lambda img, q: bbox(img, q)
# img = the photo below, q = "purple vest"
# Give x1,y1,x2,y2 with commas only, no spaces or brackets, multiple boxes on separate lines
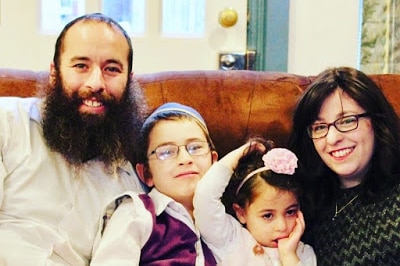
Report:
139,194,216,266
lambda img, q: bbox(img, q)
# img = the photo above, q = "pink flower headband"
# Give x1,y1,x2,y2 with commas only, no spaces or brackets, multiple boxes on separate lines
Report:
235,148,298,195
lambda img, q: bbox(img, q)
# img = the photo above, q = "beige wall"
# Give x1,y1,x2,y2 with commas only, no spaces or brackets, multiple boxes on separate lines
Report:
288,0,361,75
0,0,361,75
0,0,56,71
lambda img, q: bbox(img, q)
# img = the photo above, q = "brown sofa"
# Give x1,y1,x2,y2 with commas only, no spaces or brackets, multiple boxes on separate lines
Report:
1,68,400,157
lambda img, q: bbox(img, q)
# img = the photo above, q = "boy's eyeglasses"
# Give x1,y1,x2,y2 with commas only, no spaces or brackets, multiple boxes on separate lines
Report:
307,113,369,139
148,141,210,160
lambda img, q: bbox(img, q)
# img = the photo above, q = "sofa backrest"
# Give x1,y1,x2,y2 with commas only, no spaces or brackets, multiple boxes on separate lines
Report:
1,68,400,156
136,70,312,156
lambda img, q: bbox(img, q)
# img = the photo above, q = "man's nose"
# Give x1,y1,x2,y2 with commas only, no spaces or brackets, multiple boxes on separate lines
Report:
85,67,105,92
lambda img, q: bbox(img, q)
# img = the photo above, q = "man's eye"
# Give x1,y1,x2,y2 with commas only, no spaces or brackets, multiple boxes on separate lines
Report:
73,63,87,69
105,66,122,73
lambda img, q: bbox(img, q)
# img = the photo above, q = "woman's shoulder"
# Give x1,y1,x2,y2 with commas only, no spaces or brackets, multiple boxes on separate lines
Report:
386,181,400,203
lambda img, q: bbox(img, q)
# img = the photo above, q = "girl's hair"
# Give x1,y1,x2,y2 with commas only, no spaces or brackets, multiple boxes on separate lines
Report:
135,103,216,164
222,137,303,218
288,67,400,220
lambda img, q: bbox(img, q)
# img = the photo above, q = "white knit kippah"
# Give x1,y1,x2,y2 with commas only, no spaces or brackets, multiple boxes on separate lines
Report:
143,102,208,132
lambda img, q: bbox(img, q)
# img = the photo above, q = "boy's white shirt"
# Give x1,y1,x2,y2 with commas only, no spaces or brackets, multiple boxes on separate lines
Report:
91,188,206,266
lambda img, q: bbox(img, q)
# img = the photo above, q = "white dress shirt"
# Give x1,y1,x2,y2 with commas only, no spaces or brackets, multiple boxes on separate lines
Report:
0,97,144,265
91,188,207,265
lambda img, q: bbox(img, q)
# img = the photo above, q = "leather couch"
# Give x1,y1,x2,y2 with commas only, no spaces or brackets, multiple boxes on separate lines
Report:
1,68,400,157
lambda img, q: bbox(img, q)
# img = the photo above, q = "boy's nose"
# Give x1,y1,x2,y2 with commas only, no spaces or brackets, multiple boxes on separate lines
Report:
176,146,194,164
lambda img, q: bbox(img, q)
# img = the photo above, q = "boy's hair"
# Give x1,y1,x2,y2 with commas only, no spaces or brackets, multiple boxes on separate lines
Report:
222,137,303,218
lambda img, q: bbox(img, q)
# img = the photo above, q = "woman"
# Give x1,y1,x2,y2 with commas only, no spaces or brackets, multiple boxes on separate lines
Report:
288,66,400,265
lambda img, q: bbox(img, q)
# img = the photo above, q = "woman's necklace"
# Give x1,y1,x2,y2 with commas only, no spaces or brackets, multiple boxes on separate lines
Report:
332,194,359,221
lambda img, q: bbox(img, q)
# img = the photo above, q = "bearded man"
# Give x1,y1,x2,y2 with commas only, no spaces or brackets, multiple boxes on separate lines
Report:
0,13,147,265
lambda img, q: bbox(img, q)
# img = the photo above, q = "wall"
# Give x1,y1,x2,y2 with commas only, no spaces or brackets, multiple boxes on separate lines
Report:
0,0,361,75
288,0,362,75
0,0,56,71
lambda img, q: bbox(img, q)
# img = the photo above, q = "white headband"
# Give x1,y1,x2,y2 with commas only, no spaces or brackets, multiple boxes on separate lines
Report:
235,148,298,196
235,166,269,195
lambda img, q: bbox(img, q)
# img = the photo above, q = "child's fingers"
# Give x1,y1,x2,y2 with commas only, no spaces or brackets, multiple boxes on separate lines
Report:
220,143,254,168
247,140,266,153
297,210,305,230
220,140,266,170
292,214,305,240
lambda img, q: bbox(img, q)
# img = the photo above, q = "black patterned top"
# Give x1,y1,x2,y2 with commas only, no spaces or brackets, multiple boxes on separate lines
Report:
304,183,400,265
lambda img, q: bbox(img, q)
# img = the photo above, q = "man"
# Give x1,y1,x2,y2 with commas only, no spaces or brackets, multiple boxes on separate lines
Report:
0,13,147,265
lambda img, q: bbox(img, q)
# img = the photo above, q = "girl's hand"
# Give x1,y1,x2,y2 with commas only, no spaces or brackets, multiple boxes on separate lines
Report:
219,141,265,171
277,211,305,266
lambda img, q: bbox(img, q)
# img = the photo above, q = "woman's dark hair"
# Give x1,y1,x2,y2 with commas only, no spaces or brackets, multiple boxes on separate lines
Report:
222,137,303,219
288,67,400,221
53,13,133,73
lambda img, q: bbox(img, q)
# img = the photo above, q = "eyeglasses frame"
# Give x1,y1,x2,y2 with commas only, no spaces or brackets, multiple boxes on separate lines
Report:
147,141,211,160
307,113,370,139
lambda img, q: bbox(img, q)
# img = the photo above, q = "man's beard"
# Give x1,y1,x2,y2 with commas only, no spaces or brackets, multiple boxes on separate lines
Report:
42,74,146,167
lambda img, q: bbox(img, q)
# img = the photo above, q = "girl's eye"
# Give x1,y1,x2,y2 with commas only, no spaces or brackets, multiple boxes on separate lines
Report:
262,213,273,219
286,208,298,216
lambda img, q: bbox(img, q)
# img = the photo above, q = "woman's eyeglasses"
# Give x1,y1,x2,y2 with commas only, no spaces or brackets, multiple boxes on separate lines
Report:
307,113,369,139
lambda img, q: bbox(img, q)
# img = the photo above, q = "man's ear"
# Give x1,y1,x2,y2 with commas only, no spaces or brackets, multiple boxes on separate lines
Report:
49,63,57,87
136,163,154,187
232,203,247,225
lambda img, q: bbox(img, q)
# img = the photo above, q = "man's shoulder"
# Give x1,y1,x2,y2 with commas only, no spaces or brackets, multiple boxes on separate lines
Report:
0,96,42,110
0,97,42,120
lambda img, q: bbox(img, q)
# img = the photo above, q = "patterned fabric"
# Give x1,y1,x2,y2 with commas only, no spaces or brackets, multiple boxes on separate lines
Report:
305,183,400,265
139,194,217,266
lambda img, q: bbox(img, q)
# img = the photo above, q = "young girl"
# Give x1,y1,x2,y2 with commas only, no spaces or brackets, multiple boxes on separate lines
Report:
194,139,316,265
91,102,218,265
